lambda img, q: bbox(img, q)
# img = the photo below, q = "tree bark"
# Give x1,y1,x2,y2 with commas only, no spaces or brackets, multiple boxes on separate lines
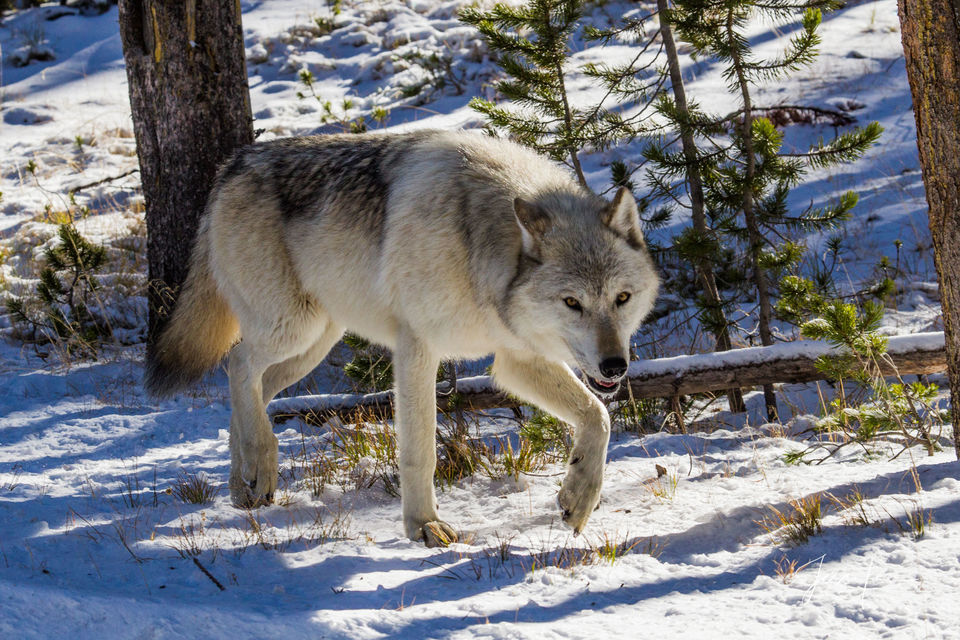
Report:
898,0,960,458
657,0,746,413
118,0,253,342
270,333,947,424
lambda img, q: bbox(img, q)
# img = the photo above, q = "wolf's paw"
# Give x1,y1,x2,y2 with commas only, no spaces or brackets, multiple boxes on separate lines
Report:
230,479,273,508
420,521,458,548
558,455,604,535
236,433,278,507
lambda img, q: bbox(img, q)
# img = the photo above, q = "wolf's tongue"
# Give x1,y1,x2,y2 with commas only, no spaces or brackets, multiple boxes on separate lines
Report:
595,378,616,388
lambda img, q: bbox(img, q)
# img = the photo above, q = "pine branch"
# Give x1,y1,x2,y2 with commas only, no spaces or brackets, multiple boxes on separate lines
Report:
784,121,883,168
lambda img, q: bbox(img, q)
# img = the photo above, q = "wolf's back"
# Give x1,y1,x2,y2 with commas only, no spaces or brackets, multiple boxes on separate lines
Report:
144,215,239,398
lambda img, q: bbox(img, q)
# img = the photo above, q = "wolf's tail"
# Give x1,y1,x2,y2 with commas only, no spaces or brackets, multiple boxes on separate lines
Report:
144,217,239,398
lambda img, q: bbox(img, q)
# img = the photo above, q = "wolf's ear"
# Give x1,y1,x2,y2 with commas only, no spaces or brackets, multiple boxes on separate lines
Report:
603,187,645,249
514,197,551,257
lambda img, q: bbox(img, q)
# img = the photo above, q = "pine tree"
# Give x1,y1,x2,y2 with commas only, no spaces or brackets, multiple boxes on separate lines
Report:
7,223,110,354
341,333,451,396
654,0,745,412
342,333,394,392
461,0,662,188
651,0,881,421
795,300,946,458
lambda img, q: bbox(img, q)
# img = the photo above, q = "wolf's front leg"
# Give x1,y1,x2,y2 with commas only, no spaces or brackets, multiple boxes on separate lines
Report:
493,349,610,534
394,328,457,547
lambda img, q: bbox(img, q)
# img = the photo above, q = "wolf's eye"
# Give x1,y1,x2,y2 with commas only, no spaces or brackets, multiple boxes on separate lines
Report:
616,291,631,306
563,297,582,311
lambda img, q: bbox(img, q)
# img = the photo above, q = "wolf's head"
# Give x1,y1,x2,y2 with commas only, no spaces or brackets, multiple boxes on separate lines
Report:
505,187,659,397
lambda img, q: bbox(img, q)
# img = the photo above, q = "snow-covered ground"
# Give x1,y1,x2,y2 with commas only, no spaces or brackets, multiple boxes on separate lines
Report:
1,1,957,638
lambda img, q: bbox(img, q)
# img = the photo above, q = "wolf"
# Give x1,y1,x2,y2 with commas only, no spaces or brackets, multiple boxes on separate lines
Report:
146,130,659,546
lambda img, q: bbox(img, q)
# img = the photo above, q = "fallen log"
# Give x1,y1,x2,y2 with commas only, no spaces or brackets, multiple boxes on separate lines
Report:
267,331,947,424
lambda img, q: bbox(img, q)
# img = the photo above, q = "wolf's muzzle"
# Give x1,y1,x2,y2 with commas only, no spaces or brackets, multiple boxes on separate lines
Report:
583,373,623,398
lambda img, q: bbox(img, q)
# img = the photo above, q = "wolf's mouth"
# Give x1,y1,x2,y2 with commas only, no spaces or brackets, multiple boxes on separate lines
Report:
584,374,622,397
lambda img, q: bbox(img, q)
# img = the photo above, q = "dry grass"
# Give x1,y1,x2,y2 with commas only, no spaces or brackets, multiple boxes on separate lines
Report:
115,460,162,509
883,499,934,541
771,554,821,584
435,422,490,486
284,437,337,498
171,513,208,559
327,418,399,494
757,494,824,546
904,504,933,540
171,472,220,505
285,408,561,500
425,528,663,582
485,433,550,482
646,469,679,503
527,530,661,572
235,503,352,554
168,501,352,561
592,531,647,564
1,464,23,492
826,488,876,528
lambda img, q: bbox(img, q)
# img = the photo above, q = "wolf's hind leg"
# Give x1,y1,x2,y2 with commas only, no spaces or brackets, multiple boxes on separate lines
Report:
227,340,291,507
492,350,610,535
394,327,457,547
261,322,343,404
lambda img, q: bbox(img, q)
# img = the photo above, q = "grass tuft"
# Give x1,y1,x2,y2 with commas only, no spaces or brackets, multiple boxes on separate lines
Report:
758,494,824,546
771,554,820,584
172,472,220,505
826,488,875,527
904,505,933,540
593,531,644,564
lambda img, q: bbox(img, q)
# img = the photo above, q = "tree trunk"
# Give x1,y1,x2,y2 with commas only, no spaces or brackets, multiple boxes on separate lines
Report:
657,0,746,413
118,0,253,342
898,0,960,458
727,7,778,423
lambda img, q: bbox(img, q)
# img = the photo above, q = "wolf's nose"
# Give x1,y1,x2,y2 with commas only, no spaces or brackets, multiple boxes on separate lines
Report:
599,357,627,379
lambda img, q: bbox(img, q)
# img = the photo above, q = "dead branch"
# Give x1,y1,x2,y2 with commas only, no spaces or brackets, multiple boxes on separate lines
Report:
192,557,225,591
68,168,139,194
268,332,946,425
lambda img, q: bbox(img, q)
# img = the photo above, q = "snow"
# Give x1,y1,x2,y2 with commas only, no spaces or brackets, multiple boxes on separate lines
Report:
1,1,958,638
